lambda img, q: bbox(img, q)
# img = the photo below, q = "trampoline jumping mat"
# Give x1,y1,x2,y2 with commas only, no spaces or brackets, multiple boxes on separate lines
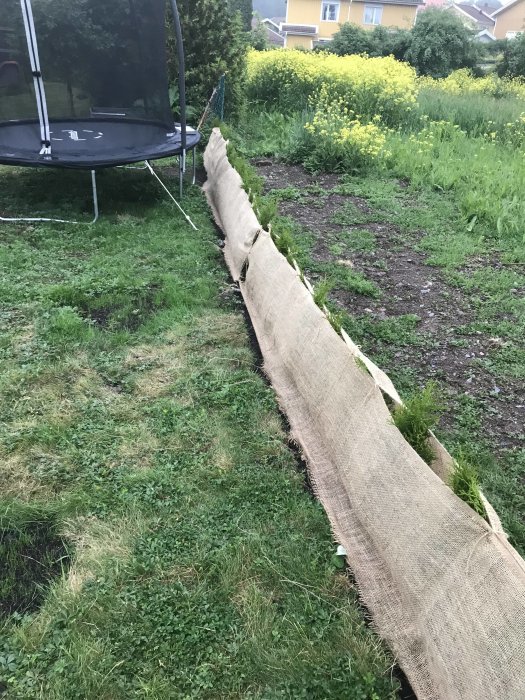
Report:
0,119,200,169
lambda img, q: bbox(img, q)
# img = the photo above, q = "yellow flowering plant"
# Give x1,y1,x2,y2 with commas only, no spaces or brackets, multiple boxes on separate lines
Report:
299,86,389,172
247,49,417,127
418,68,525,101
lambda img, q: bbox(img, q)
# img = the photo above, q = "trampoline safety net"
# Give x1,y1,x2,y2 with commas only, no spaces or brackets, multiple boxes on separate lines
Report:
0,0,196,168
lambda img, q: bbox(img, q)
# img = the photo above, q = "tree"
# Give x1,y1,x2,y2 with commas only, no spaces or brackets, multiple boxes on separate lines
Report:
497,35,525,78
171,0,247,119
250,18,270,51
369,26,412,61
330,23,412,61
330,23,374,56
229,0,253,32
405,8,479,78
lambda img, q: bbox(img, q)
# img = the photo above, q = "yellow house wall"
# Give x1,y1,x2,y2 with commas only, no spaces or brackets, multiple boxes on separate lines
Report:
285,33,314,48
286,0,418,38
348,2,418,29
493,1,525,39
287,0,351,37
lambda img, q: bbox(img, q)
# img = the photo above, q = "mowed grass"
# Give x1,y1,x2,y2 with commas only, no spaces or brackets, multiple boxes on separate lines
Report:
0,166,398,699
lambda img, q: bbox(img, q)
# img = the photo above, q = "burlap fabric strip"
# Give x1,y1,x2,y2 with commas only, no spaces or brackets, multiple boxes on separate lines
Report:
204,130,525,700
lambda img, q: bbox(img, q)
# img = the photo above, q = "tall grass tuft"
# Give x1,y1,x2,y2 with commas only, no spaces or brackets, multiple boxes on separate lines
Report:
392,383,442,465
450,453,489,521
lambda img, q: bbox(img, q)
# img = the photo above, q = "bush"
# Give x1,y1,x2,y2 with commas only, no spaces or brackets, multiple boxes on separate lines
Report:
405,8,479,78
419,68,525,100
498,33,525,78
297,86,390,172
331,23,411,62
250,19,270,51
330,23,374,56
169,0,247,120
247,49,417,125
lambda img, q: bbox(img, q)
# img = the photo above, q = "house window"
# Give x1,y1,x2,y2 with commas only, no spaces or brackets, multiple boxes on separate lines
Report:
363,5,383,25
506,31,522,39
321,2,340,22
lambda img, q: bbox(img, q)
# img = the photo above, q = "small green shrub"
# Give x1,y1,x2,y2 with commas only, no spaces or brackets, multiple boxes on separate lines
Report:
450,453,489,521
392,383,441,464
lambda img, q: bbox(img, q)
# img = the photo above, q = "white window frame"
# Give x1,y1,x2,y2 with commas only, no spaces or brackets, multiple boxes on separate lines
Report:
321,1,340,22
506,31,522,39
363,5,383,25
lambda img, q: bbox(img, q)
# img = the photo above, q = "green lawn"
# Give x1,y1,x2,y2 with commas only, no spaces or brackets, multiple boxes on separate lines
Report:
0,166,397,699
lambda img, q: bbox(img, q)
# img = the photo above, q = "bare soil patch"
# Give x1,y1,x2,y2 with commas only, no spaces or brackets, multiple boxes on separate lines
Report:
257,162,524,453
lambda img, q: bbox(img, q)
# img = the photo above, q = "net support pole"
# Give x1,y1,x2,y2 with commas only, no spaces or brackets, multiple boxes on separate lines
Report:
169,0,187,198
19,0,51,156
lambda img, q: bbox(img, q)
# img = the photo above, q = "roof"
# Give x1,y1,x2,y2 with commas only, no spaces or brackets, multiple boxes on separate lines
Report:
475,27,497,37
491,0,523,15
280,23,318,35
352,0,424,5
266,26,285,45
455,3,495,25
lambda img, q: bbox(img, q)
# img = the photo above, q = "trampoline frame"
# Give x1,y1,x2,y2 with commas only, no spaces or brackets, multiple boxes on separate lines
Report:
0,0,197,227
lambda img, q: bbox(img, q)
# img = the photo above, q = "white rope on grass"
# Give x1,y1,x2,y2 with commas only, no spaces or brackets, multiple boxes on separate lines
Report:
145,161,198,231
0,215,79,224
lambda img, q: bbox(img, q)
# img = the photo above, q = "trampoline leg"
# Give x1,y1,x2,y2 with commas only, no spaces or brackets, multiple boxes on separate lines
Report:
0,170,100,225
192,148,196,186
179,154,184,200
91,170,99,224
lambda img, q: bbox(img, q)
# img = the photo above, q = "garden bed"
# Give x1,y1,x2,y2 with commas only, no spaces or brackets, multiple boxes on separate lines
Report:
256,159,525,553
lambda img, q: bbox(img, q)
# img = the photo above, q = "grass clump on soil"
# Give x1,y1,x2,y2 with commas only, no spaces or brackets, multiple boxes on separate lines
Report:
392,383,441,465
313,278,332,309
449,453,489,522
0,165,398,698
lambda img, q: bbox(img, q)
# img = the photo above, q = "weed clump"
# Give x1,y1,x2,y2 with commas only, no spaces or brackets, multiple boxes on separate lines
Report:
313,278,333,310
224,139,263,201
392,383,441,464
257,196,278,230
270,218,300,267
450,453,488,522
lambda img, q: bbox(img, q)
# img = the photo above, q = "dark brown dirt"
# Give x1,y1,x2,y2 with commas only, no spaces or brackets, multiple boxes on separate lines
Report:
257,162,524,453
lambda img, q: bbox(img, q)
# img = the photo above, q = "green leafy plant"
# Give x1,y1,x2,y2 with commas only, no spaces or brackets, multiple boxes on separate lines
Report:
271,218,300,265
392,383,442,464
225,139,264,199
168,0,247,120
257,195,278,230
405,8,479,78
313,278,333,309
450,453,489,521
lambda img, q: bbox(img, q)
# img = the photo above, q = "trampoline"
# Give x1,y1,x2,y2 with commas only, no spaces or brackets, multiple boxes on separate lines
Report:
0,0,200,224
